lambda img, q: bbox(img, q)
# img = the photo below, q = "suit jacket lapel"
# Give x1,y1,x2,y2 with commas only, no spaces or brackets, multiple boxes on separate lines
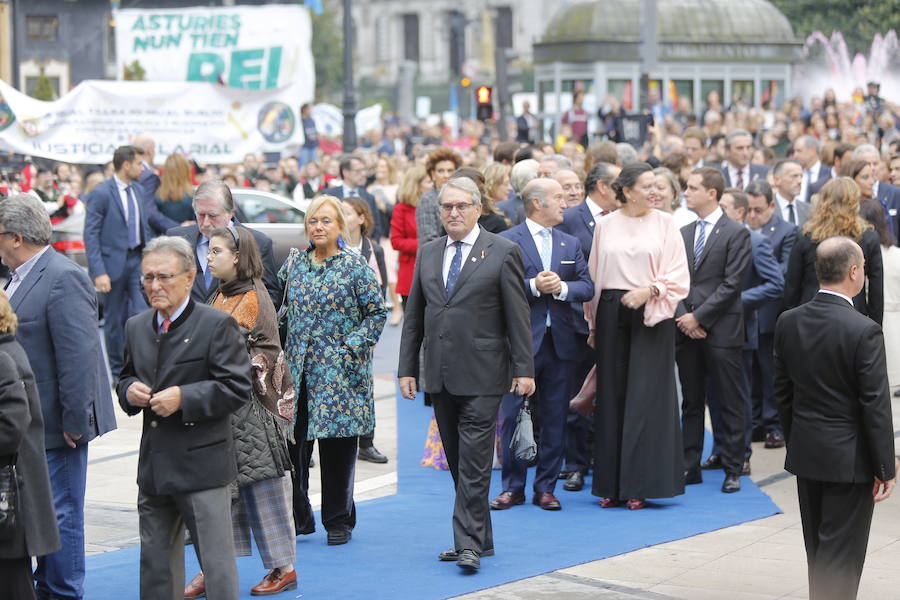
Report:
516,226,543,273
431,236,449,300
550,228,565,272
682,225,696,277
579,202,596,232
9,248,54,312
448,229,491,299
108,179,127,225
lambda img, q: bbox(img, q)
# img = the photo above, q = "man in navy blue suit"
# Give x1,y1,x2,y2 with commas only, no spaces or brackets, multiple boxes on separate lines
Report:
702,190,783,475
321,155,384,240
0,194,117,600
84,145,180,381
745,180,797,447
854,144,900,245
555,161,619,491
492,179,593,511
133,134,161,206
720,129,769,190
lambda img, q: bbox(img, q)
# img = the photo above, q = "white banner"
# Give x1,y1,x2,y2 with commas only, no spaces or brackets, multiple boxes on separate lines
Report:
114,5,314,95
310,103,383,137
0,79,310,164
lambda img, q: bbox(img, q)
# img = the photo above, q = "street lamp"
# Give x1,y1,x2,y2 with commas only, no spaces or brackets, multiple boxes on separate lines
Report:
342,0,357,151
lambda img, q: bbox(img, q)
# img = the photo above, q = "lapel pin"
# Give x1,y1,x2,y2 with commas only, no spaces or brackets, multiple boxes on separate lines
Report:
589,221,594,227
560,241,566,246
470,257,476,262
480,250,485,259
184,339,190,343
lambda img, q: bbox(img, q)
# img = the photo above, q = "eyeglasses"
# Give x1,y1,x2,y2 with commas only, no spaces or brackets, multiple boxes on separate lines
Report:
141,270,188,285
308,217,335,227
0,231,16,237
439,202,475,214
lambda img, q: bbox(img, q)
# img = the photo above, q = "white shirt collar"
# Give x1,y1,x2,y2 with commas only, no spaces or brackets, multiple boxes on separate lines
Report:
584,197,605,218
873,180,880,198
776,192,796,206
525,218,550,236
818,289,854,307
157,296,191,330
9,245,50,283
698,206,723,227
446,224,481,248
113,174,129,191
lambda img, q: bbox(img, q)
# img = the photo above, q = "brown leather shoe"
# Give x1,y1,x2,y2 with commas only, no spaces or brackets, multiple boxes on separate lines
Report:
184,572,205,599
490,490,525,510
533,492,562,511
250,568,298,596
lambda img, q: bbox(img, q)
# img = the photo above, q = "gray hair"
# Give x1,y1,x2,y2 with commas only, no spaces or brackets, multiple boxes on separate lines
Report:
540,154,572,169
796,134,821,153
521,179,551,215
143,236,196,273
852,144,879,159
615,143,638,166
725,128,752,147
439,177,482,206
0,194,52,246
510,159,539,194
193,180,235,212
584,162,618,194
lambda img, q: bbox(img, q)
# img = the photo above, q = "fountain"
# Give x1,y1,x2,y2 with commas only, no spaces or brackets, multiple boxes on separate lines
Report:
796,30,899,103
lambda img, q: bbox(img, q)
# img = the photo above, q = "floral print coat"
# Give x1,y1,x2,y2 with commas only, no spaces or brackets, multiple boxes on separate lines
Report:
278,247,386,440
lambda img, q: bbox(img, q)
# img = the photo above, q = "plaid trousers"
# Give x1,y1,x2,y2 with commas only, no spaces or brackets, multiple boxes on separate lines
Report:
232,472,296,569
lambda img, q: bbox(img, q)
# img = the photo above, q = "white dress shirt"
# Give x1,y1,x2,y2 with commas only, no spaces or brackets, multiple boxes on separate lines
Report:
693,206,723,248
114,174,141,245
342,184,360,198
776,193,801,224
5,245,50,299
442,225,481,286
799,161,823,202
524,218,568,301
726,163,750,189
818,289,854,307
584,197,605,220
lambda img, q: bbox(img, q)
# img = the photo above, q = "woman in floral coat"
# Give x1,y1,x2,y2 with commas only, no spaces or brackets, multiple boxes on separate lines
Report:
279,195,386,546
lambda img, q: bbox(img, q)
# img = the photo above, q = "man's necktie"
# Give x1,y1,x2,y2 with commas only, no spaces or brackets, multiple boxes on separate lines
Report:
735,170,744,190
198,239,213,291
539,228,552,326
788,203,796,225
445,241,463,295
126,184,140,248
3,272,15,291
693,220,708,267
805,169,813,201
160,318,171,334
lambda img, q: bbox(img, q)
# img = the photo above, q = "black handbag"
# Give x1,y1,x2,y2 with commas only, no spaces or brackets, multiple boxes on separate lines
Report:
509,395,537,462
0,454,18,540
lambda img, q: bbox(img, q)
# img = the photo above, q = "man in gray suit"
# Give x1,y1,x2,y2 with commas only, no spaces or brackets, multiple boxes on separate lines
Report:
117,236,251,599
0,194,117,600
399,177,535,572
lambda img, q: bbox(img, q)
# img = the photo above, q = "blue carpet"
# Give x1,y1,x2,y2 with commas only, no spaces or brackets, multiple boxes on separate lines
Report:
85,388,781,599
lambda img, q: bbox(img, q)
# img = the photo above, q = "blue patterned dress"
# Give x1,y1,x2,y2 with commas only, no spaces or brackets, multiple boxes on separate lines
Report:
278,247,387,440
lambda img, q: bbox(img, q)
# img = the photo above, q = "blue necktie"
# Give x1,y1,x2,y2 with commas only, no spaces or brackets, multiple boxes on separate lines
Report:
539,228,552,326
445,241,463,295
126,184,140,248
693,220,708,267
198,239,213,291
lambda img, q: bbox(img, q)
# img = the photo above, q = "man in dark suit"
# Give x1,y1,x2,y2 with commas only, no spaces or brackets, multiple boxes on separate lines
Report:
746,180,797,447
398,177,535,572
515,100,538,144
719,129,769,190
84,145,180,380
166,180,281,308
133,134,161,206
555,161,620,491
676,167,752,493
704,190,783,474
775,236,896,599
322,155,384,240
772,159,811,228
854,144,900,244
494,179,593,511
793,135,831,203
117,236,251,599
0,194,117,600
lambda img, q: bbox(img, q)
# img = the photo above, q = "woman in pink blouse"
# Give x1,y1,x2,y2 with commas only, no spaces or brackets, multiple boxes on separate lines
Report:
584,162,691,510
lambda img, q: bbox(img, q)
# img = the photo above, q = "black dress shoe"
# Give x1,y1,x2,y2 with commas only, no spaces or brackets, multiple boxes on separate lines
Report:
721,473,741,493
563,471,584,491
700,454,722,470
557,470,571,480
751,427,767,443
456,549,480,571
326,530,351,545
358,445,389,463
741,460,751,476
438,548,494,561
684,469,703,485
764,431,785,449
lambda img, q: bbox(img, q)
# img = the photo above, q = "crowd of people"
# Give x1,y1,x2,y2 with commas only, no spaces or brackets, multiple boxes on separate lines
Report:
0,84,898,599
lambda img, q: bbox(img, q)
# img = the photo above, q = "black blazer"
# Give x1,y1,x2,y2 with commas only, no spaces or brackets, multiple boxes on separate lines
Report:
0,336,60,559
398,227,534,396
782,230,883,325
677,215,753,347
322,185,386,240
166,223,282,309
774,293,896,483
116,301,251,496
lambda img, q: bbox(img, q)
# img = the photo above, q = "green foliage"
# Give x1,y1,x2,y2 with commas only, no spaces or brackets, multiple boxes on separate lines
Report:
31,74,55,101
123,60,146,81
311,0,344,103
770,0,900,56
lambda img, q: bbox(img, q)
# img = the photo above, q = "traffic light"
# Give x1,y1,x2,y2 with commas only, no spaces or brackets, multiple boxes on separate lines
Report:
475,86,493,121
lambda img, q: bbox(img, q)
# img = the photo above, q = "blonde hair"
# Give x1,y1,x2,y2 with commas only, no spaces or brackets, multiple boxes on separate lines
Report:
305,195,347,239
396,165,428,207
0,291,18,334
803,177,870,243
158,154,194,202
483,163,512,202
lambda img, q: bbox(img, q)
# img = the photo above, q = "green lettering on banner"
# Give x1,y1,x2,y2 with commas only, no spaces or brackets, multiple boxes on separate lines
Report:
187,53,226,82
265,46,282,89
228,48,264,90
134,33,182,52
132,16,146,31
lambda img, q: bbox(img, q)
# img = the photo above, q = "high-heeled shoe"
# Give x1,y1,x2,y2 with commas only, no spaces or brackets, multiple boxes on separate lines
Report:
626,498,646,510
388,310,403,326
599,497,621,508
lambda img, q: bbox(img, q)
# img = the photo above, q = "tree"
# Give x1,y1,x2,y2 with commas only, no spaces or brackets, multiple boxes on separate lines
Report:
311,0,343,102
770,0,900,56
123,60,146,81
30,73,55,101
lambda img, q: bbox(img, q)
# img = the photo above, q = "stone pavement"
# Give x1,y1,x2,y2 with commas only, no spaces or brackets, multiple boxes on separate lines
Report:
85,323,900,599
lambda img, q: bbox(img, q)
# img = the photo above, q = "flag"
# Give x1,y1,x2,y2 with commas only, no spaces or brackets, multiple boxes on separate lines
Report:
667,80,679,110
